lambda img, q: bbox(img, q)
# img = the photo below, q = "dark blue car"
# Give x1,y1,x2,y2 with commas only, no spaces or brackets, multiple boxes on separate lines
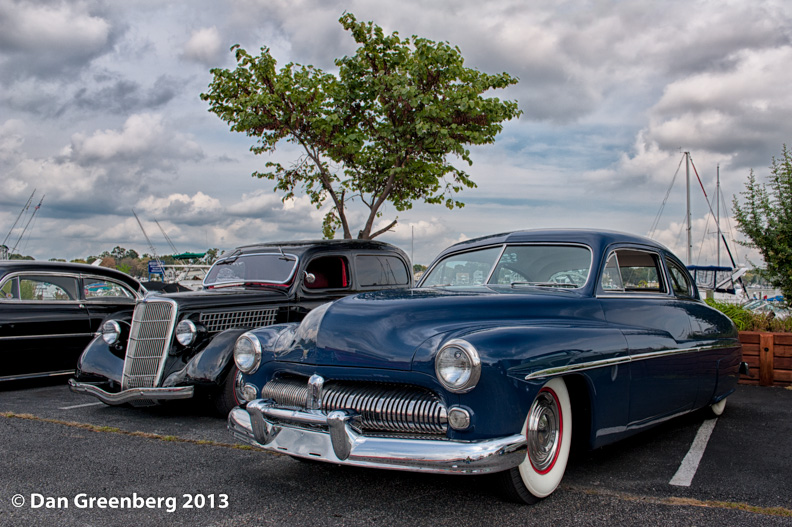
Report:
228,230,744,504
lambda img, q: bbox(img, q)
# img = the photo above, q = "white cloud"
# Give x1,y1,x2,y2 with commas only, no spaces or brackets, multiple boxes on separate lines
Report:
0,118,24,161
69,113,202,166
136,192,223,222
0,0,113,80
182,27,224,65
0,0,110,52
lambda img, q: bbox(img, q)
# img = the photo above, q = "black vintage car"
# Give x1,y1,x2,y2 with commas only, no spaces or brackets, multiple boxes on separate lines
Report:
0,261,145,383
69,240,412,414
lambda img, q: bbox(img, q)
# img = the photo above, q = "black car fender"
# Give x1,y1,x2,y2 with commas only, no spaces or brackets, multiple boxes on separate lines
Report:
163,328,248,387
75,335,125,384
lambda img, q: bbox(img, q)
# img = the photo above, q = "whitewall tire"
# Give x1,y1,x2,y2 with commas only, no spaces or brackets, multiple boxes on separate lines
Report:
709,397,727,417
499,377,572,504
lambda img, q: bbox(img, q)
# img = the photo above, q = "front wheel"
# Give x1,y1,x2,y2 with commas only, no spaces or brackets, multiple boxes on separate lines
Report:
213,366,243,416
498,377,572,504
708,397,727,417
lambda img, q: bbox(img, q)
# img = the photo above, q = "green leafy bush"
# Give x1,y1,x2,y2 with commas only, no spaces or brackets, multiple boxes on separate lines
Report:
705,299,792,332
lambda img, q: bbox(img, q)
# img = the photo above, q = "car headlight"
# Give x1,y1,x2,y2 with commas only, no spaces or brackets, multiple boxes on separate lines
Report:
175,319,198,347
101,320,122,345
435,339,481,393
235,333,262,374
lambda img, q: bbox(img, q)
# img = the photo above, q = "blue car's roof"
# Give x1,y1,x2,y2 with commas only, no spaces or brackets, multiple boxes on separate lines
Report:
434,229,668,258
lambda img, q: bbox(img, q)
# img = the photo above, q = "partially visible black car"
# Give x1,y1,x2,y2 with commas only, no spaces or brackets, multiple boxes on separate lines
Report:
0,261,144,383
69,239,412,414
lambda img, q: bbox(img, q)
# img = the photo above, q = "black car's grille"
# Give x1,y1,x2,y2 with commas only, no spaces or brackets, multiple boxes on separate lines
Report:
121,300,176,389
261,377,448,436
199,308,278,333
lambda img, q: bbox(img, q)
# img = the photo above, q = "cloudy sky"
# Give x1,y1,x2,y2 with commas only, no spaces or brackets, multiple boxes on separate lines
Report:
2,0,790,267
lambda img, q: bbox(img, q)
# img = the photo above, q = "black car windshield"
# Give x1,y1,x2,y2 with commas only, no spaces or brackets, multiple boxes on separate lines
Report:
204,253,299,287
420,244,592,288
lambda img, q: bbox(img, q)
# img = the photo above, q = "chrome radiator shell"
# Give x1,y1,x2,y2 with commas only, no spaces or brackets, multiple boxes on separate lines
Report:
121,298,177,390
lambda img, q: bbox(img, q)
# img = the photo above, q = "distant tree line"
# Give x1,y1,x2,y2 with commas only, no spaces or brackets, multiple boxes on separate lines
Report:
6,246,222,278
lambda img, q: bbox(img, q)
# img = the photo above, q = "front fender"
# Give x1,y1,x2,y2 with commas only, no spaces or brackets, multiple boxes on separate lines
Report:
163,328,249,387
412,324,630,444
75,335,124,384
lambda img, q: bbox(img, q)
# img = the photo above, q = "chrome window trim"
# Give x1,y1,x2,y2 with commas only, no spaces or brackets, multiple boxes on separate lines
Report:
353,252,412,288
595,247,671,298
489,242,594,289
0,271,81,303
596,293,673,300
417,243,506,288
203,252,300,287
81,274,142,300
0,270,140,302
418,242,594,289
0,299,85,305
665,258,696,299
524,344,722,380
483,245,509,284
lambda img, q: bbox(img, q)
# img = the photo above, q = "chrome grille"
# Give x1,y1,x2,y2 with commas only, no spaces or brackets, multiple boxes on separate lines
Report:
262,378,448,436
121,299,177,390
199,308,278,333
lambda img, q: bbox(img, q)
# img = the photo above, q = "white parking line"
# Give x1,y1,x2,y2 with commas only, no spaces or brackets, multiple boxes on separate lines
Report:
58,402,105,410
669,418,717,487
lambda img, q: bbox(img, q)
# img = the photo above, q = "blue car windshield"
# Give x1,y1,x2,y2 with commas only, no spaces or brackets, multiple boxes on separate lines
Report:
420,244,592,288
204,253,298,287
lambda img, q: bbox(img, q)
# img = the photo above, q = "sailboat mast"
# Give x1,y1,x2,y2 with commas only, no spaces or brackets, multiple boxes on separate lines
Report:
716,165,721,267
685,152,692,265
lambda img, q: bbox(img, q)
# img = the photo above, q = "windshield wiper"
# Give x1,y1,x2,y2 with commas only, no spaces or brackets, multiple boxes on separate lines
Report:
244,282,290,293
510,281,577,289
277,247,295,261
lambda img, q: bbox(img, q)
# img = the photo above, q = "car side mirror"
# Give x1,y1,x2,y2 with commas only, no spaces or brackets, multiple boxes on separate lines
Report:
304,272,316,284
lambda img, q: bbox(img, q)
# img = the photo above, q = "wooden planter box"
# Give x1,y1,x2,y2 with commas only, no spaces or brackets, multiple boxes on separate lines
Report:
739,331,792,387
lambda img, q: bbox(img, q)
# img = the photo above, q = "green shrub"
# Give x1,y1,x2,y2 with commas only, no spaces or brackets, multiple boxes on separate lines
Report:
705,299,792,332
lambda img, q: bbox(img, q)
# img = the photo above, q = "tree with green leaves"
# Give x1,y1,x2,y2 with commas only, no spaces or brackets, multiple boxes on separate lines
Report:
201,13,521,239
732,144,792,304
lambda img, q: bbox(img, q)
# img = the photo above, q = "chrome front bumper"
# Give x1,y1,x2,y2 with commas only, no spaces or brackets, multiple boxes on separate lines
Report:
228,399,527,475
68,379,195,405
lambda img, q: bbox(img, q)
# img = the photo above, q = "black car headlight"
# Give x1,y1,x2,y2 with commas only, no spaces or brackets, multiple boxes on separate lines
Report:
235,332,262,374
101,320,122,345
175,319,198,347
435,339,481,393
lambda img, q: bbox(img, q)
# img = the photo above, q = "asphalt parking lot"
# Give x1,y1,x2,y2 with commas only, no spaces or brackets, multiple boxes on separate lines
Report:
1,381,791,527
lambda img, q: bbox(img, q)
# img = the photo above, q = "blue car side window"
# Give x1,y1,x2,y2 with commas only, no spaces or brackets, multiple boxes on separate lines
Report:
601,254,624,291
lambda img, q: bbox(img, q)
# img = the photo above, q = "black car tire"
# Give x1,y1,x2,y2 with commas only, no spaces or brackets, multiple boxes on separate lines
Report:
213,366,241,416
498,377,572,504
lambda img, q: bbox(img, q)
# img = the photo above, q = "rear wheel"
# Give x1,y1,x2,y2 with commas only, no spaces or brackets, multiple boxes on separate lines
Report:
499,377,572,504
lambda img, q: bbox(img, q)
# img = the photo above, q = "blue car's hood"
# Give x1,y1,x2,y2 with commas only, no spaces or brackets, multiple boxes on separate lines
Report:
275,286,596,370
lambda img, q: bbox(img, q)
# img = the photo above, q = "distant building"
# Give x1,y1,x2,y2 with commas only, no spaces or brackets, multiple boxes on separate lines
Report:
0,245,8,260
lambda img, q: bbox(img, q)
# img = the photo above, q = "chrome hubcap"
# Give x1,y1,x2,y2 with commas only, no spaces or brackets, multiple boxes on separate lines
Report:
526,389,561,473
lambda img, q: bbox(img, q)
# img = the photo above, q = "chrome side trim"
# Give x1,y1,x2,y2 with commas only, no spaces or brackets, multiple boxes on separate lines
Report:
68,379,194,405
1,370,74,382
0,333,94,340
229,404,526,475
524,344,723,380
